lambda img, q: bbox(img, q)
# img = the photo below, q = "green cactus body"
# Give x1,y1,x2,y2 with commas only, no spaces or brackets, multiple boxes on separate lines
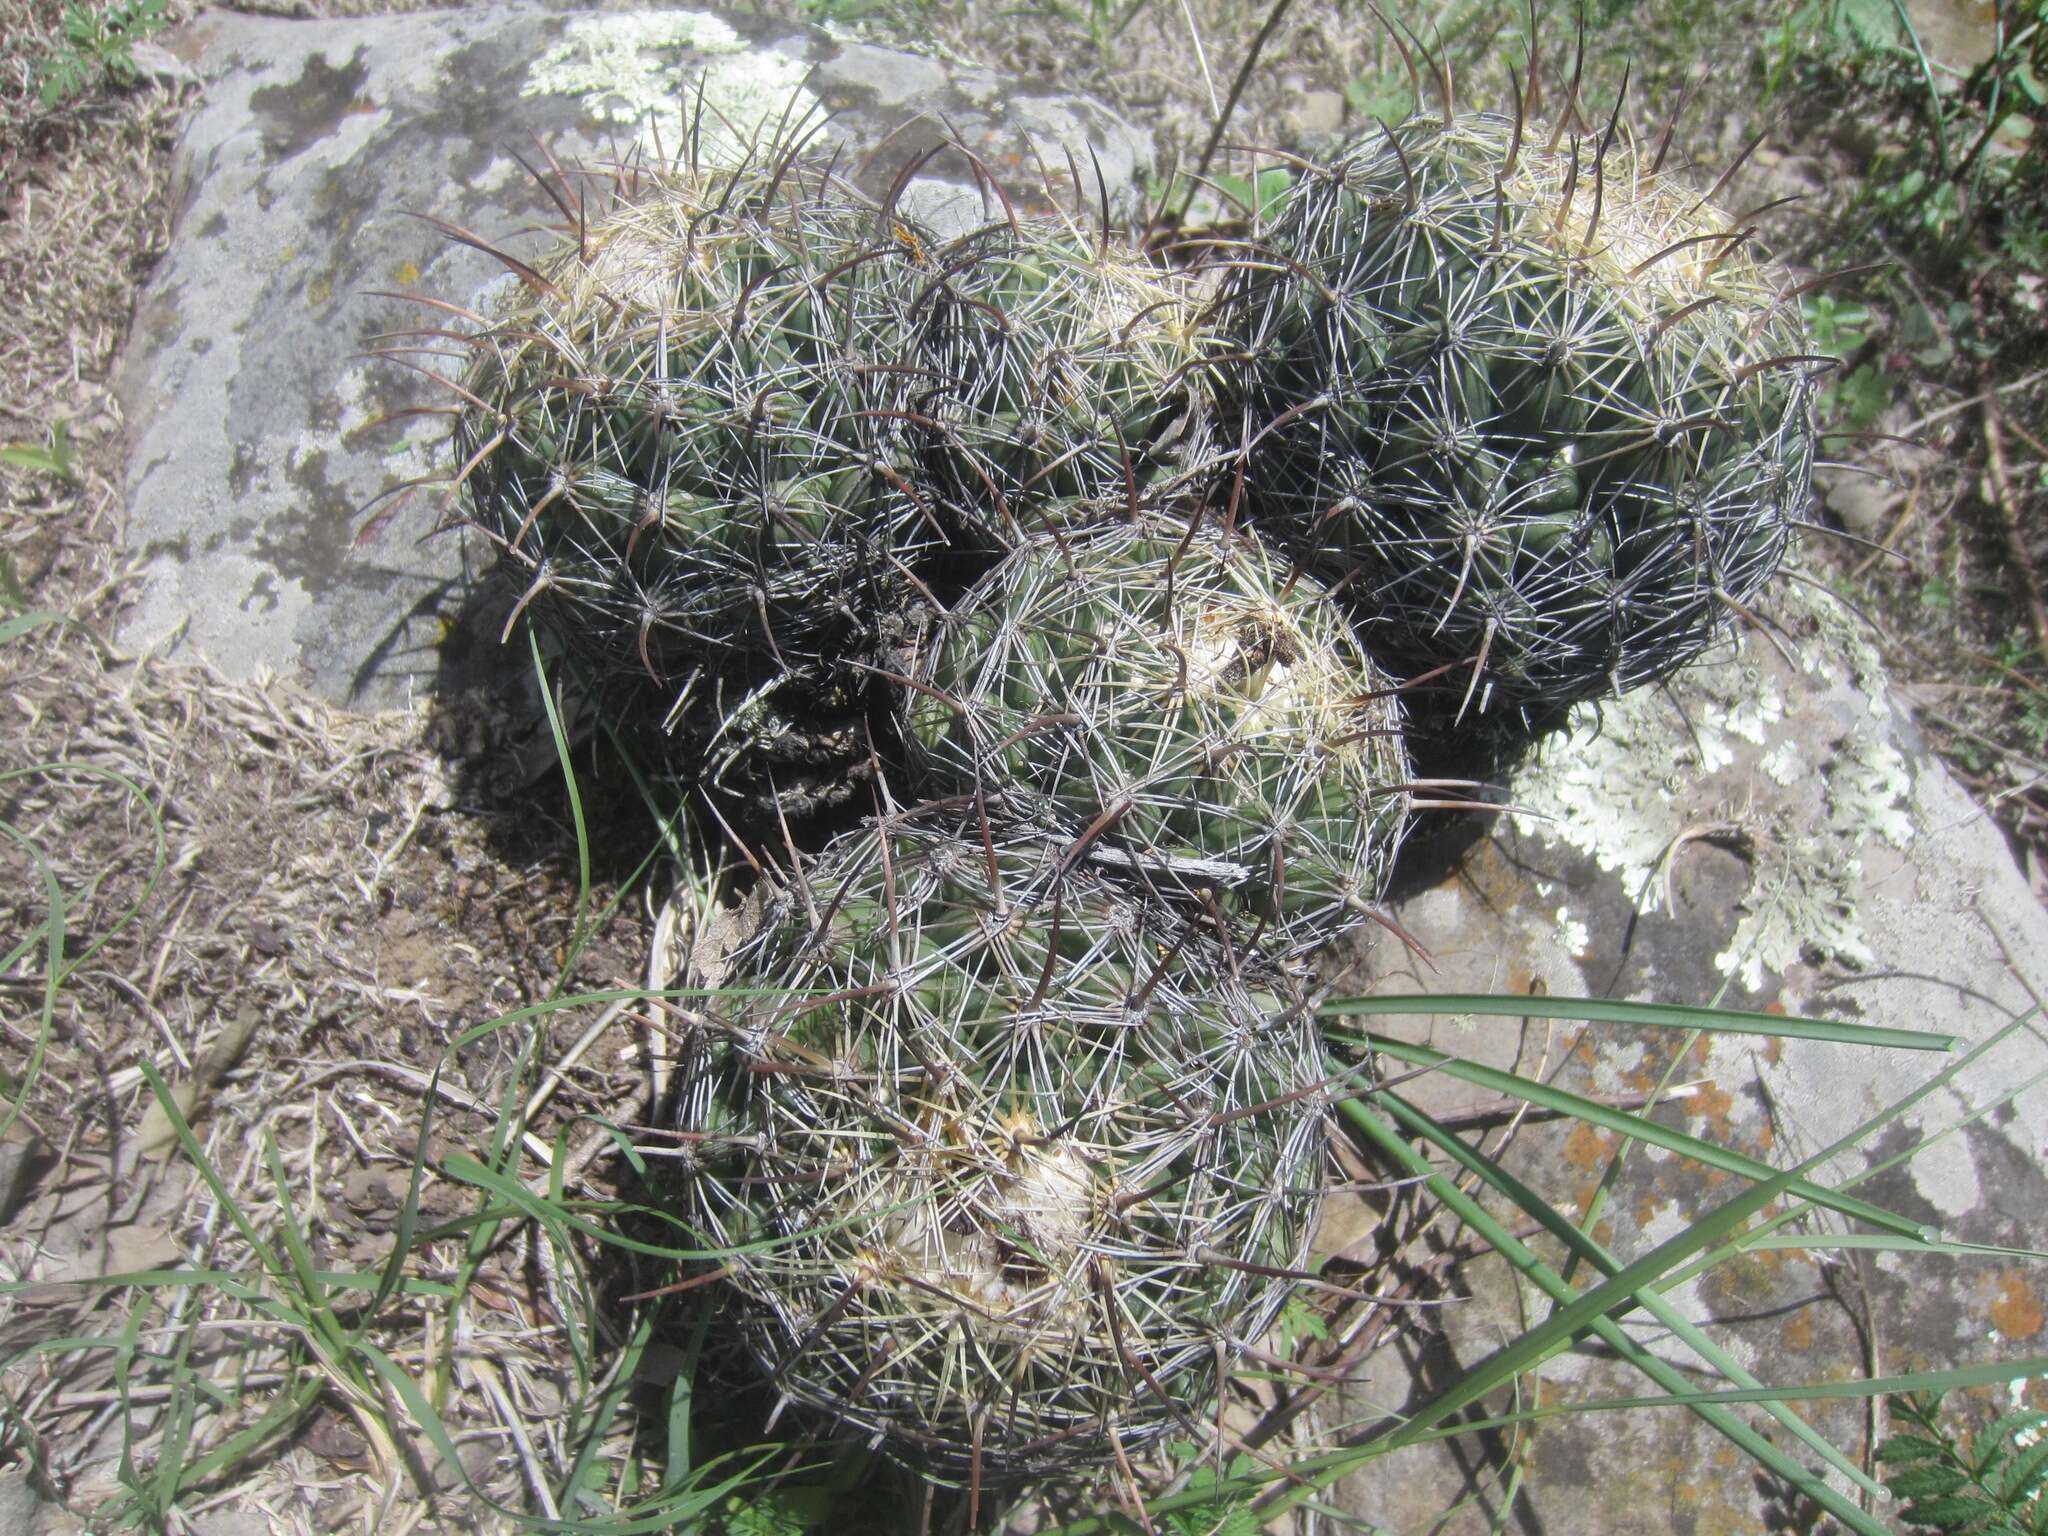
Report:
909,520,1409,955
903,222,1208,549
1223,112,1816,719
454,163,929,693
679,812,1326,1479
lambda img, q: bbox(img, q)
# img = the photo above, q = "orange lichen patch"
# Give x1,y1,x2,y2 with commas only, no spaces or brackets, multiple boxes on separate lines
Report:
1990,1270,2046,1341
1782,1307,1815,1352
1685,1079,1737,1141
1591,1217,1613,1247
1572,1179,1602,1221
1563,1121,1618,1172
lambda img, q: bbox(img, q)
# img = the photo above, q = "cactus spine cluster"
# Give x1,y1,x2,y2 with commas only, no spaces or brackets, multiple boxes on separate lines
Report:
426,61,1814,1489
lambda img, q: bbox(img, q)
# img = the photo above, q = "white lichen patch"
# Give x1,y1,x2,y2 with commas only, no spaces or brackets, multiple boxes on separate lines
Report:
523,13,818,167
1511,587,1918,991
1555,906,1591,957
1759,739,1804,787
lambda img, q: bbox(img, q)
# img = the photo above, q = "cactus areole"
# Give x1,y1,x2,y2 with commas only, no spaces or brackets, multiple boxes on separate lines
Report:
1222,111,1819,720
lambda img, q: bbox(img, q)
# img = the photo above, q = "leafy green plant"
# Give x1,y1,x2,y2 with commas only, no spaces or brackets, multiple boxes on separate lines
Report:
1877,1388,2048,1533
36,0,169,109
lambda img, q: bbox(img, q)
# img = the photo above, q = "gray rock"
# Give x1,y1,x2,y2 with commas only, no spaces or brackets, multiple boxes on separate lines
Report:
1288,87,1345,141
1817,463,1904,541
1327,588,2048,1533
115,7,1153,708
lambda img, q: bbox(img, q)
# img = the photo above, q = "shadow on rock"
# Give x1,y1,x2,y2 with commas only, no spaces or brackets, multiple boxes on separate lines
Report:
1381,702,1565,908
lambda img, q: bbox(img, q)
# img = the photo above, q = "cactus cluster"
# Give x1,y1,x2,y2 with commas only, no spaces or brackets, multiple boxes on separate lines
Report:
426,76,1815,1490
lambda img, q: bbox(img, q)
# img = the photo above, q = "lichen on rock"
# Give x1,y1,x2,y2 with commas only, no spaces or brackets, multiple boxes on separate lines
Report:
1511,586,1917,991
522,12,818,166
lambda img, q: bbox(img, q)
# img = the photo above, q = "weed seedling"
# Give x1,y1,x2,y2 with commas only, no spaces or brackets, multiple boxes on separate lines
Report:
36,0,170,109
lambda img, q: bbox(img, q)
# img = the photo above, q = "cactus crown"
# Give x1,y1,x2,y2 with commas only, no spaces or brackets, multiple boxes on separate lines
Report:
900,221,1209,550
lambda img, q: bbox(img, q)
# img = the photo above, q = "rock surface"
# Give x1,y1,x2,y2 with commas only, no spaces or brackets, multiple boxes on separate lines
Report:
1330,589,2048,1533
114,6,1153,707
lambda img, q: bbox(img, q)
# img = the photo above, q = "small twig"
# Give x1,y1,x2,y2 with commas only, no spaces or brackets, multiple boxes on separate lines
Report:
1981,389,2048,660
1898,366,2048,438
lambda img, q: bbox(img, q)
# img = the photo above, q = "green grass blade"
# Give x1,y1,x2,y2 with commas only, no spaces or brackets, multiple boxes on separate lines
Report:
1742,1233,2048,1261
1336,1355,2048,1448
1654,1009,2046,1294
558,1308,657,1513
135,1063,289,1292
530,629,591,988
1350,1031,1928,1239
1366,1085,1886,1502
1321,993,1955,1052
